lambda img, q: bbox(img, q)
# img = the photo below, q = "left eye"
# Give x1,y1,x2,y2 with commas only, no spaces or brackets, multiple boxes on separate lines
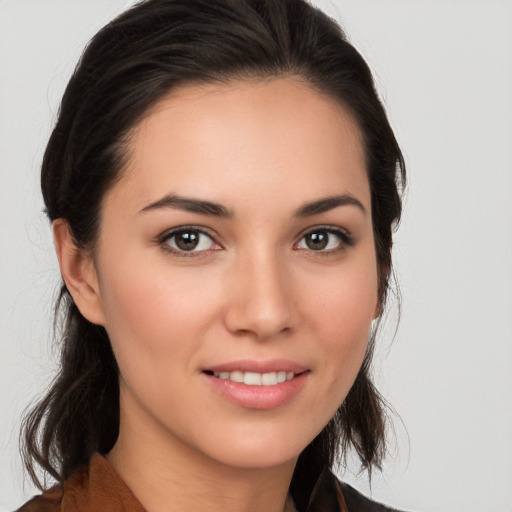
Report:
162,229,217,253
297,229,347,252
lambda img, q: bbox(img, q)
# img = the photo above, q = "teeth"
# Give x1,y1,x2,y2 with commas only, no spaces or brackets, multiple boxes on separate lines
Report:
244,372,261,385
212,370,296,385
261,372,277,386
230,370,244,383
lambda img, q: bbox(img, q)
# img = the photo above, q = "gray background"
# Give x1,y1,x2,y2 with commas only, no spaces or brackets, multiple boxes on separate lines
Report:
1,1,511,510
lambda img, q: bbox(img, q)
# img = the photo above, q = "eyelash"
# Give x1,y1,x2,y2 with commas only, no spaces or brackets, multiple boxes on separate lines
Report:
156,225,354,257
295,226,355,255
157,226,221,257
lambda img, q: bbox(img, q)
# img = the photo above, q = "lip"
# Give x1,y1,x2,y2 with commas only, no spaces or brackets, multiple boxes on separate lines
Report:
202,359,310,410
204,359,308,374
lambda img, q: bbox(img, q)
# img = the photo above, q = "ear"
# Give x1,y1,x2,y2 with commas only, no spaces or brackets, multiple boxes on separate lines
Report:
373,300,382,320
52,219,106,325
374,260,390,319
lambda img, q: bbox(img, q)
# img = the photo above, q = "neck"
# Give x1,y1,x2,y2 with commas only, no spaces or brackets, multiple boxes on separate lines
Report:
107,399,298,512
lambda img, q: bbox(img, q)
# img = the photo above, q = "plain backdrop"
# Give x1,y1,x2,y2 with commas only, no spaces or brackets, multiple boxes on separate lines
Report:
1,1,511,511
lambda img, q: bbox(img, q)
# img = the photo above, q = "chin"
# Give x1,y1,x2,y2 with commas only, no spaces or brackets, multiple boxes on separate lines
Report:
211,446,300,470
195,426,316,470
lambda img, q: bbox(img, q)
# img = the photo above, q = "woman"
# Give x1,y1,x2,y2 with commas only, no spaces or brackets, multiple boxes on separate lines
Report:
17,0,406,510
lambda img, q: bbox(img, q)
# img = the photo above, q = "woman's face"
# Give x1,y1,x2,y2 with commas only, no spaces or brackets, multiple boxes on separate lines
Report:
86,77,379,469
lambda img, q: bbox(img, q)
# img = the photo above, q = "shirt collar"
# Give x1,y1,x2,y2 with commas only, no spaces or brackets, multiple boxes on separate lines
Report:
63,454,347,512
304,468,347,512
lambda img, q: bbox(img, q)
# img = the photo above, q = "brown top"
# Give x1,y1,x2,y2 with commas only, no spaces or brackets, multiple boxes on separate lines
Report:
16,454,402,512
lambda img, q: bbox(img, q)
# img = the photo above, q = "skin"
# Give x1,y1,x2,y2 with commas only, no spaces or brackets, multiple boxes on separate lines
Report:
54,77,379,512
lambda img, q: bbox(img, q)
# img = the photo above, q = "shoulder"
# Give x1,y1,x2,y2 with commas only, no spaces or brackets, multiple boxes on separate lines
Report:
307,468,409,512
14,486,63,512
337,479,407,512
14,454,145,512
14,459,88,512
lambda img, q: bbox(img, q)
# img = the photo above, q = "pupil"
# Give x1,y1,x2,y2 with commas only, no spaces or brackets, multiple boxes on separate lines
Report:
176,232,199,251
307,232,328,250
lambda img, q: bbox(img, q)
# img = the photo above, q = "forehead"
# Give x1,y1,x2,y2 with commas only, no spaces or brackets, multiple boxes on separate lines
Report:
111,77,369,213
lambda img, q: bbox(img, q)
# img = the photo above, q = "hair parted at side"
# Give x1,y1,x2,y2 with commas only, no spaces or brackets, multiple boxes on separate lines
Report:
22,0,405,505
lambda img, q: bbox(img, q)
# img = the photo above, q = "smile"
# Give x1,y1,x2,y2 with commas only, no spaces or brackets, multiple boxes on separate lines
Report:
203,368,309,409
212,371,295,386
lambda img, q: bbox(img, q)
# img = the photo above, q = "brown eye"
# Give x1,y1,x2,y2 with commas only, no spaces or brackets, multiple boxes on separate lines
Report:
161,228,218,254
297,228,351,252
175,231,200,251
304,232,329,250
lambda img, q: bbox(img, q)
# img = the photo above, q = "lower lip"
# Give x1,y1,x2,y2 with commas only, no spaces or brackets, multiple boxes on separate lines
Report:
202,372,309,410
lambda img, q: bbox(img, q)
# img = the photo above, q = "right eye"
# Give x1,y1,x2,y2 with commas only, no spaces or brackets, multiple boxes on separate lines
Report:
295,226,354,254
159,228,220,255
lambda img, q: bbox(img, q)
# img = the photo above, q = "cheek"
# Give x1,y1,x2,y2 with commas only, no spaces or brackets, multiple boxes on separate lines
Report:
310,258,378,333
96,252,220,378
305,258,378,384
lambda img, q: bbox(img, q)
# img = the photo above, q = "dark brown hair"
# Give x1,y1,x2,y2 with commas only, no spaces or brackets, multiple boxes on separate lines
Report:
22,0,405,507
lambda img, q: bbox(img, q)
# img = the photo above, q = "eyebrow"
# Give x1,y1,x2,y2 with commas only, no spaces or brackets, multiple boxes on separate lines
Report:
140,194,233,217
139,193,365,218
294,194,366,217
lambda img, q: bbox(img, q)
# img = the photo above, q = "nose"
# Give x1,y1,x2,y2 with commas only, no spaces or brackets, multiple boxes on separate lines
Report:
223,250,295,340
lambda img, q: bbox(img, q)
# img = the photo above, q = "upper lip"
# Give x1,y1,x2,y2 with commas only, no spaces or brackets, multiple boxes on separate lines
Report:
204,359,309,374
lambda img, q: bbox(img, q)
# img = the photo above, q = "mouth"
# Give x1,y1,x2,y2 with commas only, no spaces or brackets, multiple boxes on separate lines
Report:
202,365,309,409
203,370,297,386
